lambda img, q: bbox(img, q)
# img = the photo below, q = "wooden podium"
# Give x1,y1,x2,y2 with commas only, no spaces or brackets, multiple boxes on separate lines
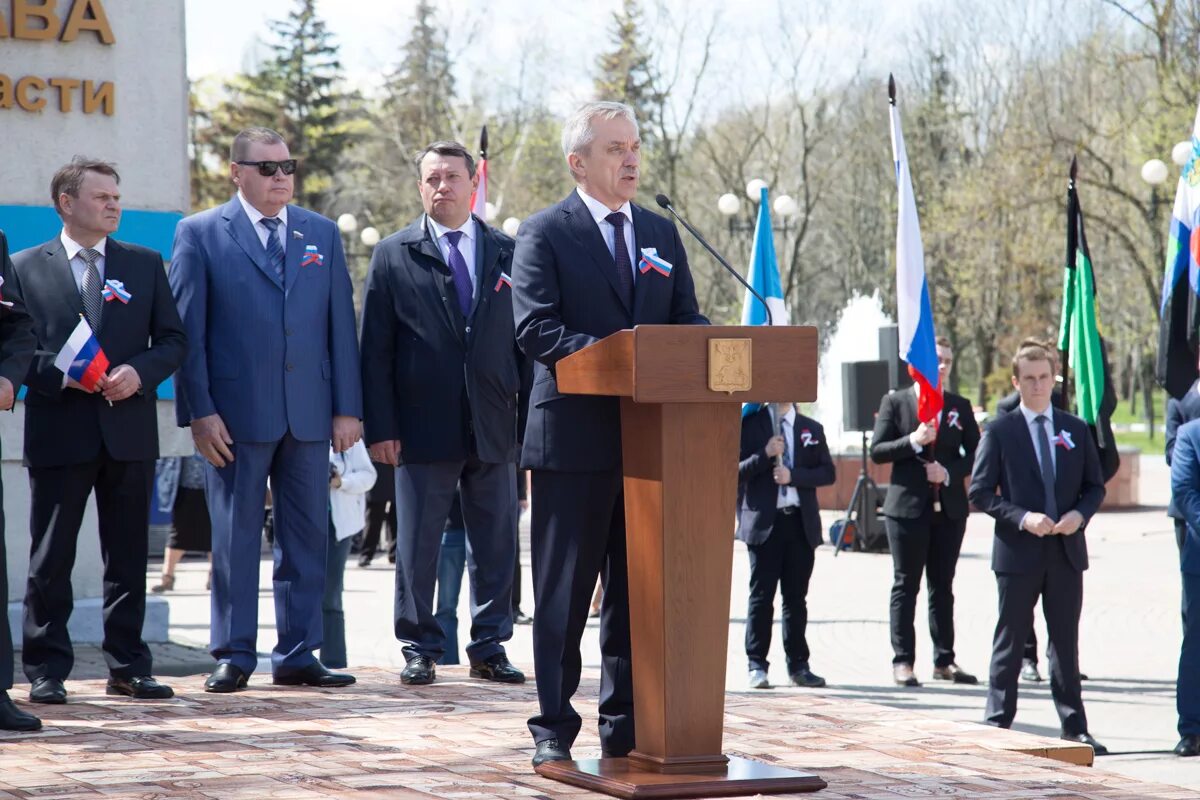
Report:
534,325,827,799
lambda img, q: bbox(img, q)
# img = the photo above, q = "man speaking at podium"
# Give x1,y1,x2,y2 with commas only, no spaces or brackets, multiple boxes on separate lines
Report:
512,100,709,767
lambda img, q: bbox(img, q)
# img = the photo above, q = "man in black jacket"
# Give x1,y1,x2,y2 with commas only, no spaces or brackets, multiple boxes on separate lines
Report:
870,337,980,687
361,141,524,687
512,101,708,767
0,230,38,731
13,158,186,704
1168,379,1200,554
737,403,834,690
969,342,1107,754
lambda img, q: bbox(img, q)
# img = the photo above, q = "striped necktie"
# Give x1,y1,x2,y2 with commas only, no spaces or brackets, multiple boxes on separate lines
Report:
260,217,286,282
80,247,103,333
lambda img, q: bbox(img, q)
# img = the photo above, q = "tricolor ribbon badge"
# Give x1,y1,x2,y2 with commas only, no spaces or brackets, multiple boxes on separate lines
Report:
494,272,512,292
1053,430,1076,450
301,244,324,267
799,429,819,447
638,247,673,277
946,409,962,430
100,279,132,304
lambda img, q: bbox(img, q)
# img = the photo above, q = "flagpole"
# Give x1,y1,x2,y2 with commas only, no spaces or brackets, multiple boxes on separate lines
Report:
1061,158,1076,412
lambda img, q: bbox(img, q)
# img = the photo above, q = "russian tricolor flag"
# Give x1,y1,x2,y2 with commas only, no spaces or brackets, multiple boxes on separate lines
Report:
54,317,109,391
889,76,943,423
1157,101,1200,399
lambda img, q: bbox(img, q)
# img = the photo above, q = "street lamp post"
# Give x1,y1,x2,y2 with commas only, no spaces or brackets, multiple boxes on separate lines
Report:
336,212,380,283
717,178,800,238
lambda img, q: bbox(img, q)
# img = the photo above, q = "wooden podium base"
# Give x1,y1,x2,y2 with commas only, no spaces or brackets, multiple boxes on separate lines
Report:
534,755,826,799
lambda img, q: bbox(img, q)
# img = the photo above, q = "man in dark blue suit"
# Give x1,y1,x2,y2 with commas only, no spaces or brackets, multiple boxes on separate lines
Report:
0,229,38,730
360,141,524,687
170,127,362,692
1167,417,1200,757
14,159,186,705
737,403,834,690
1167,379,1200,554
969,343,1107,754
513,101,709,768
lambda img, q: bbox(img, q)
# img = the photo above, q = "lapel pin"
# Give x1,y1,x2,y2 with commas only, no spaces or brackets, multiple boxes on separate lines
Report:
292,230,304,239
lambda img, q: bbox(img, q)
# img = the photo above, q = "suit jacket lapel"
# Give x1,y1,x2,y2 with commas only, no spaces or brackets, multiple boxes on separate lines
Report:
631,204,653,321
1014,410,1045,487
412,219,465,345
471,216,500,319
221,197,282,291
43,238,84,324
98,239,130,334
283,208,308,294
563,192,632,316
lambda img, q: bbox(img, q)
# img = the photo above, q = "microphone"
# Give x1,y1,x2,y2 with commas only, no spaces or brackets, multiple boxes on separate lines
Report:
654,193,773,326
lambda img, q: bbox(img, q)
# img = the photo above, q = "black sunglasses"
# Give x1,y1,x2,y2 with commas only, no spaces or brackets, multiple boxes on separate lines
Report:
236,159,298,177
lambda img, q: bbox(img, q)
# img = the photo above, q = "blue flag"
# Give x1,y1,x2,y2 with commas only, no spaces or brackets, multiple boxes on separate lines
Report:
741,186,789,416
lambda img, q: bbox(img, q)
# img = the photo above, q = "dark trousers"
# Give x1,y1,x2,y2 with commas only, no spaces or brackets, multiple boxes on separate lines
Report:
527,468,633,755
884,510,966,667
321,520,354,670
1180,569,1200,736
434,527,467,665
0,469,10,692
207,434,329,675
393,458,516,664
23,453,154,681
360,499,396,560
745,510,816,673
986,538,1087,735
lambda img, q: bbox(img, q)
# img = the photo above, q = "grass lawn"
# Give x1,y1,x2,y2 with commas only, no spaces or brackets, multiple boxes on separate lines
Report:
1109,387,1166,455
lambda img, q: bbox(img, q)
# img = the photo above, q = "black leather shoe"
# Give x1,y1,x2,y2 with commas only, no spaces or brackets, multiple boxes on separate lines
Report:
401,655,436,685
1062,732,1108,756
204,663,249,693
0,692,41,731
107,676,174,699
932,664,978,685
789,665,826,688
1175,734,1200,757
273,662,356,687
892,664,920,687
469,653,526,684
532,738,572,767
1020,660,1043,682
29,677,66,705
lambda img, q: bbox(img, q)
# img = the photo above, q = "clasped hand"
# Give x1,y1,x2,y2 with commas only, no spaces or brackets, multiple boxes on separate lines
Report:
1022,510,1084,537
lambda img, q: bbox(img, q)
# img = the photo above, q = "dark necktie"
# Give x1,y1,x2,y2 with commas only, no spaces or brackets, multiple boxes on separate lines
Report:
605,211,635,308
1034,414,1058,519
780,417,793,505
443,230,473,318
260,217,285,282
80,247,103,333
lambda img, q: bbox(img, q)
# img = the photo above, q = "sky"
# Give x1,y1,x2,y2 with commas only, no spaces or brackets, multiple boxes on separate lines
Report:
183,0,925,113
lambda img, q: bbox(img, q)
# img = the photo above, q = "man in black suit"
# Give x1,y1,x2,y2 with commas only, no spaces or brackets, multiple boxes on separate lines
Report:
512,101,708,767
0,231,39,731
361,141,525,687
1167,379,1200,554
870,337,980,687
738,403,834,690
358,461,396,567
968,342,1107,754
12,158,186,704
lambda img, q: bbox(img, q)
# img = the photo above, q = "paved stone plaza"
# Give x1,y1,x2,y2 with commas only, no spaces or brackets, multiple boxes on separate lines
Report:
7,455,1199,797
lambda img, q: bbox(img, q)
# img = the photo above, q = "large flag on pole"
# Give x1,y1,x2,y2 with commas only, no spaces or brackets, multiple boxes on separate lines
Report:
888,75,942,423
1058,157,1120,481
470,125,489,219
740,185,789,417
1157,103,1200,399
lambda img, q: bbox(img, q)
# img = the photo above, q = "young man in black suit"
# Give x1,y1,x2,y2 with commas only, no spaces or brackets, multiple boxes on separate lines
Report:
12,158,186,704
969,342,1107,754
512,101,708,767
361,141,525,687
870,337,980,687
0,230,39,731
737,403,834,690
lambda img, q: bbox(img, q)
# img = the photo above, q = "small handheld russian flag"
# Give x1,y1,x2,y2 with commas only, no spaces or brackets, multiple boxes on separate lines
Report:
53,317,109,391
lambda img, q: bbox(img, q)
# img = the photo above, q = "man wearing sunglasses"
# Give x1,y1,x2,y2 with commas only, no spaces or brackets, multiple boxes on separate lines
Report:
169,127,363,693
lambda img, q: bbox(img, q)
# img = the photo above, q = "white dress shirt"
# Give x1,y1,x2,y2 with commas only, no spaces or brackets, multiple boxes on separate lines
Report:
237,190,288,252
60,230,106,293
576,187,637,283
773,404,801,509
427,214,478,298
1019,403,1057,474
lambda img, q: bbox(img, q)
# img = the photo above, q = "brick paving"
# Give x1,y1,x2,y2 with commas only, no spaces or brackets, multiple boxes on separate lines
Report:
1,667,1193,800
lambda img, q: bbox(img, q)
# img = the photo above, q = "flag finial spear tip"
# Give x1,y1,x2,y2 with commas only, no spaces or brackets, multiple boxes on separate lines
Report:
1069,155,1078,181
888,74,896,104
479,125,488,159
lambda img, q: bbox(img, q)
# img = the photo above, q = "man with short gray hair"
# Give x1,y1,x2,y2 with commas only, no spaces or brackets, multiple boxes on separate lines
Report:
512,100,709,767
